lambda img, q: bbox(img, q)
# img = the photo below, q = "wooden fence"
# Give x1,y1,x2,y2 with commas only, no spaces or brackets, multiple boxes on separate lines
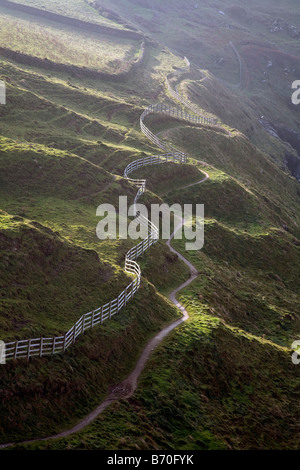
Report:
166,57,219,122
4,58,219,361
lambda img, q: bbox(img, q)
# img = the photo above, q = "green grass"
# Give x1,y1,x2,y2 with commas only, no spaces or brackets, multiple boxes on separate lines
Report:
99,0,300,143
0,210,133,341
0,7,140,72
15,312,300,450
130,161,205,196
0,278,180,444
161,125,300,233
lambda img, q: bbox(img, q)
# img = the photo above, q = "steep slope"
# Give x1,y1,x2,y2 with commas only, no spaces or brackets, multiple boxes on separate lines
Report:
0,9,190,441
20,316,299,450
0,211,123,340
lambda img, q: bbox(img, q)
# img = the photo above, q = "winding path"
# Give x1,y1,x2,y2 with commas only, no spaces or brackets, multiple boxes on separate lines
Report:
0,62,214,449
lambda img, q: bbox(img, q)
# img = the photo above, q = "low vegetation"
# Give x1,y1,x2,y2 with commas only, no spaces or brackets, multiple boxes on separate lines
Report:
0,0,299,451
0,7,140,72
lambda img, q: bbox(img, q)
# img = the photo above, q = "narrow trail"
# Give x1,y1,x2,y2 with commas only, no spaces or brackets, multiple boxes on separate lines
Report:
0,62,214,449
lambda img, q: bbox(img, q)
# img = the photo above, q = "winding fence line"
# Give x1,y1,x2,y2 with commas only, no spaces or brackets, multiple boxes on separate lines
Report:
0,39,146,83
4,59,217,362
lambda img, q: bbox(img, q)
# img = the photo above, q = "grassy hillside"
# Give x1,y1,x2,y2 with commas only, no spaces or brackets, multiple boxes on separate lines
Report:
19,315,299,450
0,279,181,443
6,0,128,28
0,211,126,340
126,119,300,349
0,12,191,442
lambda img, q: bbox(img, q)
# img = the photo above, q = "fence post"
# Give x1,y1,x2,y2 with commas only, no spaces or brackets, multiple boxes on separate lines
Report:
6,66,216,362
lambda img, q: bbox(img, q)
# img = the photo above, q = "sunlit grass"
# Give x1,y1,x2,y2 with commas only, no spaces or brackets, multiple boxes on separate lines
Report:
7,0,126,29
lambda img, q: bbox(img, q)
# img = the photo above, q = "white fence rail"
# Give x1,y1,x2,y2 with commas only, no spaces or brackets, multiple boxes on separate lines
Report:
4,57,219,361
